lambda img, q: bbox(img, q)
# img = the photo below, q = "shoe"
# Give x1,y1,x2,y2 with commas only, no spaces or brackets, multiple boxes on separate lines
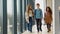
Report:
28,30,32,33
37,32,39,34
47,29,51,32
47,28,51,32
28,31,32,33
40,29,42,32
37,30,39,33
47,30,50,32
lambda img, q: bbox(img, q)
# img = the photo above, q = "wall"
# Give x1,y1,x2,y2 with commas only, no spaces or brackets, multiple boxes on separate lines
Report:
55,0,60,34
46,0,52,8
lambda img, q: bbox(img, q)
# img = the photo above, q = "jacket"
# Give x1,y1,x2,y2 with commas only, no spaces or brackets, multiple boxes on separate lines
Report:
34,9,43,19
44,12,52,24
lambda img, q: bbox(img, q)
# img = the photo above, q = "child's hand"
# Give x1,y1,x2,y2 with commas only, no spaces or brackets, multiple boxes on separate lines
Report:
26,18,29,23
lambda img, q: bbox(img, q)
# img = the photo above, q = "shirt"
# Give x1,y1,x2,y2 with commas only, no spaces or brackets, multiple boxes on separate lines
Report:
34,9,43,19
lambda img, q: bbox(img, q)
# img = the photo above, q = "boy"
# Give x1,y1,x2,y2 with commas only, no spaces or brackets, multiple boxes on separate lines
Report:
34,3,43,32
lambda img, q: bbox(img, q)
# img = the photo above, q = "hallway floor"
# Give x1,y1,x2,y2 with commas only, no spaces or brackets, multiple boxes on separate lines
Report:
22,24,53,34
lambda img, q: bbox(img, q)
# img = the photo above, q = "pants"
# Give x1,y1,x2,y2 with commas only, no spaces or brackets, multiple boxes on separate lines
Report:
47,24,51,31
36,19,42,32
28,17,32,32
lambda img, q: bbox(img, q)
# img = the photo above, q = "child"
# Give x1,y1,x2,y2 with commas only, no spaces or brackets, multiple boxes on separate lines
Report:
44,7,52,32
25,4,34,33
34,3,43,32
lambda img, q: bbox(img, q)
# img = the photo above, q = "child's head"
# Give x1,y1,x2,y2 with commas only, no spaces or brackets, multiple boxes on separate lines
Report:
27,4,33,13
46,7,52,14
36,3,40,8
46,7,50,11
28,4,32,10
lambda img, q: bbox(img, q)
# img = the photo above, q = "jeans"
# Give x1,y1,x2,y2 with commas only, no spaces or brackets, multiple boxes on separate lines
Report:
36,19,42,32
27,17,32,32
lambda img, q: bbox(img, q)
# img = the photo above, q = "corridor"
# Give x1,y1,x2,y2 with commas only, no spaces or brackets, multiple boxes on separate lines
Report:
0,0,55,34
22,24,53,34
21,0,54,34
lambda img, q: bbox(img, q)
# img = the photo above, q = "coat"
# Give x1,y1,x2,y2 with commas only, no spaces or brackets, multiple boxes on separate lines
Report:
44,12,52,24
25,11,34,23
34,9,43,19
25,11,29,23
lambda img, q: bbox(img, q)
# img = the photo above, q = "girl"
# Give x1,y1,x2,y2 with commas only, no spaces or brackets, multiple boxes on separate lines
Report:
44,7,53,32
25,4,34,33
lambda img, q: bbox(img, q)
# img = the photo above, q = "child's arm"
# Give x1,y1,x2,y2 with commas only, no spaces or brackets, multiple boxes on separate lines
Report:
34,9,36,19
41,10,43,19
44,13,46,20
25,12,29,23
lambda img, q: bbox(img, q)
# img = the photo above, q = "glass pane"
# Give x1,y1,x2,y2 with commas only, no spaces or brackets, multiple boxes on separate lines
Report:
0,0,3,34
20,0,23,33
22,0,27,32
7,0,14,34
24,0,27,31
17,0,21,34
22,0,25,32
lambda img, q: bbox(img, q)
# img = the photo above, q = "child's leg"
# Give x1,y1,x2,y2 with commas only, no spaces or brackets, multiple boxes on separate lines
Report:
47,24,51,32
36,19,39,32
29,17,32,32
29,22,32,32
39,19,42,31
28,23,30,31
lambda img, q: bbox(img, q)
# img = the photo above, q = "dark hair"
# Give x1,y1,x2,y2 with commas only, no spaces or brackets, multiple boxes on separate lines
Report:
46,7,52,15
36,3,40,6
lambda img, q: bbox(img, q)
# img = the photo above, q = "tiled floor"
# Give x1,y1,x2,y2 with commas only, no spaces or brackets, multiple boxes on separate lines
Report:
22,24,53,34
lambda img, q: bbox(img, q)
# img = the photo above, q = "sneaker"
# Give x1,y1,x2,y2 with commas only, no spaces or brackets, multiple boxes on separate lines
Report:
47,30,51,32
37,30,39,33
40,29,42,32
29,31,32,33
47,30,50,32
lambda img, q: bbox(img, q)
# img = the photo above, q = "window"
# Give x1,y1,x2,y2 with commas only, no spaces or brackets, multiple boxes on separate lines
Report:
0,0,3,34
7,0,14,34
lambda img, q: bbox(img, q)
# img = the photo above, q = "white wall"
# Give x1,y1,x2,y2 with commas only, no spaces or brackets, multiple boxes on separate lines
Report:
47,0,52,8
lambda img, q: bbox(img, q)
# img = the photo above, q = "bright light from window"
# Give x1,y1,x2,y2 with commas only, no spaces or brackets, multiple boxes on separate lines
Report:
7,0,14,17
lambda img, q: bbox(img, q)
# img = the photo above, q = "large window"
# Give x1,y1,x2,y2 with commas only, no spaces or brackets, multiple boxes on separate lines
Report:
0,0,3,34
2,0,35,34
7,0,14,34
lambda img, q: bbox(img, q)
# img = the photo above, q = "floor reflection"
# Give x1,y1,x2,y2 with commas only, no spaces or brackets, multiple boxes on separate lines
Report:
22,24,53,34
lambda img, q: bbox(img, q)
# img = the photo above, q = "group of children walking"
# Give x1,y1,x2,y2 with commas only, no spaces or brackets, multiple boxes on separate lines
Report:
25,3,53,33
